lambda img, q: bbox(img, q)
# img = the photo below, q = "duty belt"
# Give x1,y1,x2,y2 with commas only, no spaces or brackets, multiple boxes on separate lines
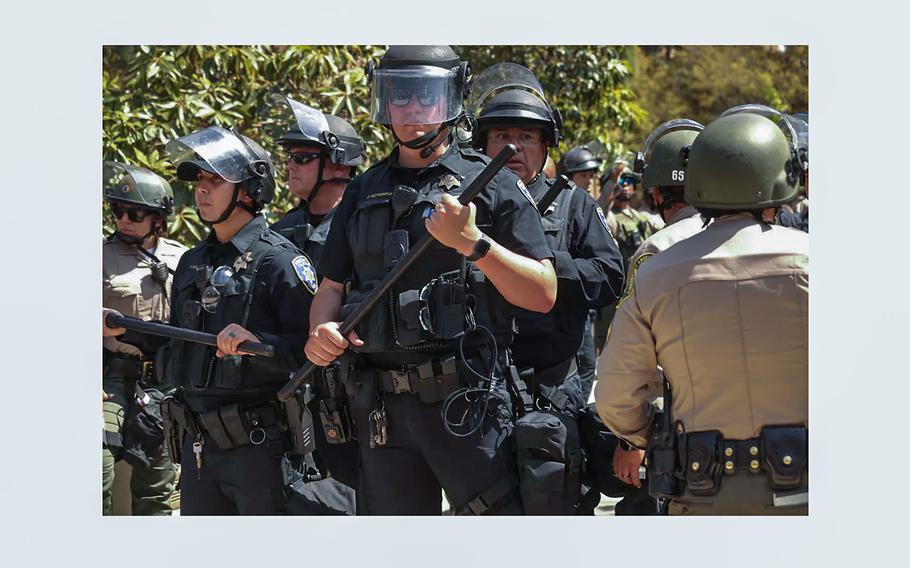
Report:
165,398,286,451
377,357,459,395
679,425,807,495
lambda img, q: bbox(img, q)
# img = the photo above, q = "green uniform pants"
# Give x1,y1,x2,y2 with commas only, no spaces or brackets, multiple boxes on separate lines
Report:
102,379,176,516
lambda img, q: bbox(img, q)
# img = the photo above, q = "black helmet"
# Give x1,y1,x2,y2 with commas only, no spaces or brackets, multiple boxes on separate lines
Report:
366,46,471,154
470,63,562,149
166,126,276,224
272,95,365,167
103,161,175,216
558,143,604,175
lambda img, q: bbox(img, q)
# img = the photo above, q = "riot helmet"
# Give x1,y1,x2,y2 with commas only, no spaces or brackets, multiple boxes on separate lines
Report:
104,161,174,244
104,161,175,215
557,142,605,176
267,95,366,204
684,112,801,211
166,126,276,225
366,45,471,157
635,119,704,216
469,62,562,149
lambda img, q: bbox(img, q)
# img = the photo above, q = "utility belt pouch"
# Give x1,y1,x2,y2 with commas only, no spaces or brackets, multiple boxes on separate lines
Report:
760,425,808,491
181,300,203,330
160,396,188,464
646,420,683,498
416,357,460,404
514,409,582,515
285,392,317,455
683,430,723,496
397,270,466,347
317,398,353,445
199,404,249,450
214,354,243,389
153,345,170,386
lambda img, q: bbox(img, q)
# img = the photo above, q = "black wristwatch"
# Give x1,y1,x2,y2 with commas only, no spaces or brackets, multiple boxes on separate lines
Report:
619,439,637,451
466,234,491,262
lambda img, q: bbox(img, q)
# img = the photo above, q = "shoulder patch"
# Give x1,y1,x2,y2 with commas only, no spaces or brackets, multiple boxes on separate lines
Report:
516,179,536,207
291,255,318,295
595,206,610,231
617,252,654,309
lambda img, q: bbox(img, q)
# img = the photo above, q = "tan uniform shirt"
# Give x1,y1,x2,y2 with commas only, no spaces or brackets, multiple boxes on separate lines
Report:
102,236,186,322
595,214,808,447
626,205,705,279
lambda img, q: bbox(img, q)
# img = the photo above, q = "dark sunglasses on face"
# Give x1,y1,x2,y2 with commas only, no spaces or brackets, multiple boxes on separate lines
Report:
288,151,321,166
111,203,153,222
619,177,636,187
390,87,440,107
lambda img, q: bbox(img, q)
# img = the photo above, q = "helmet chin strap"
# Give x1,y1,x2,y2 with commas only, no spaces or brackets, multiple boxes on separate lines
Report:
391,121,455,159
198,184,247,226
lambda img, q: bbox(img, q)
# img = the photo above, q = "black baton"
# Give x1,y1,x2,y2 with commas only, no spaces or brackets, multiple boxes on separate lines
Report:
105,313,275,357
536,174,571,214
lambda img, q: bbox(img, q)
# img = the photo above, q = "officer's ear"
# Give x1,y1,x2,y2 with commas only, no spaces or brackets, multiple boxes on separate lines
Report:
237,185,256,207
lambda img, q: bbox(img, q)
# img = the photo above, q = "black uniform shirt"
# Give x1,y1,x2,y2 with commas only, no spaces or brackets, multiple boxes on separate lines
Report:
169,216,315,410
271,204,335,266
318,143,552,347
511,175,625,371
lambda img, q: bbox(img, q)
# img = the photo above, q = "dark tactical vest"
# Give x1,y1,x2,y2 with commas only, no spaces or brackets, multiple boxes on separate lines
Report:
169,226,300,406
271,206,336,266
511,177,590,371
340,151,512,359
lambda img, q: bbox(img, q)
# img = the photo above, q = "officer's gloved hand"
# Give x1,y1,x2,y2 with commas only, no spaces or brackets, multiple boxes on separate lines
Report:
305,322,363,366
424,193,483,257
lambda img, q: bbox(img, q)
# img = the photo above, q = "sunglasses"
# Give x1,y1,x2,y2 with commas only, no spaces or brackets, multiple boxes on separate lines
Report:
618,177,637,186
390,87,441,107
288,151,321,166
111,203,153,222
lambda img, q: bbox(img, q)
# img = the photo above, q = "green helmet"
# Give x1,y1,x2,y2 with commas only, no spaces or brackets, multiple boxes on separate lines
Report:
103,161,175,216
636,119,703,189
685,113,802,210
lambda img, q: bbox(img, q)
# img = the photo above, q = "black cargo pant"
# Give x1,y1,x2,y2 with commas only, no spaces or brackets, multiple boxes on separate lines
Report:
179,431,286,515
350,374,522,515
575,312,598,402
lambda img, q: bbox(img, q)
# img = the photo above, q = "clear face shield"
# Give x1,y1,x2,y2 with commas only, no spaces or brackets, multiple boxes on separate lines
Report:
264,94,332,146
370,66,464,126
165,126,257,183
467,62,548,116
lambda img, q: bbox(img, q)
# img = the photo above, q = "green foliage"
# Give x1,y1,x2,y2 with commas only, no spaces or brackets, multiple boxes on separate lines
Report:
457,45,645,160
627,46,809,144
103,45,390,245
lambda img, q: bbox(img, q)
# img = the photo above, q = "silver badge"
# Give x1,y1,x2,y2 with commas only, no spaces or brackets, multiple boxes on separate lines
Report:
233,251,254,272
439,174,461,191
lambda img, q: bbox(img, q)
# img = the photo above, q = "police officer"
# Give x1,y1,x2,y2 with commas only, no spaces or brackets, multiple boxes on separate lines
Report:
470,63,624,514
163,126,317,515
268,96,365,494
102,161,186,515
304,45,558,515
558,143,604,192
270,96,366,261
596,119,706,515
607,167,656,264
595,111,809,515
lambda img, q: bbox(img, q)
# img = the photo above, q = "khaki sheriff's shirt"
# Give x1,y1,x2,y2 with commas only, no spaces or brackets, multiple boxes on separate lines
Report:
102,236,187,322
626,205,705,280
595,214,808,447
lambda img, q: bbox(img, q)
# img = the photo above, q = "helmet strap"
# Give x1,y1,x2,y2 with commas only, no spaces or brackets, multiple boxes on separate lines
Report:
198,184,243,226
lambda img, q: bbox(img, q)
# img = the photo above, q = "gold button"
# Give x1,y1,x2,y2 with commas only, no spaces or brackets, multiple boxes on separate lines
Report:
724,447,733,457
750,460,760,470
749,446,759,456
783,455,793,466
691,461,700,471
725,460,734,471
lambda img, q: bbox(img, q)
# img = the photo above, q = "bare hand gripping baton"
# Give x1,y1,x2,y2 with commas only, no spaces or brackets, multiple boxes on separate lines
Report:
277,144,517,402
105,312,275,357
